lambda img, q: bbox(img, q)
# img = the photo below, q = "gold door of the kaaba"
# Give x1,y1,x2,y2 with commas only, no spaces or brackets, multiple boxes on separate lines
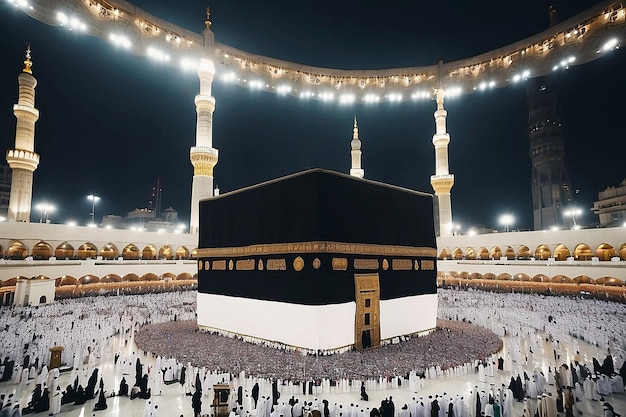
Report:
354,273,380,350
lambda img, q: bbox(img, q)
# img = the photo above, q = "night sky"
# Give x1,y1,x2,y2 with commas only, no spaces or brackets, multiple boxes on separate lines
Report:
0,0,625,231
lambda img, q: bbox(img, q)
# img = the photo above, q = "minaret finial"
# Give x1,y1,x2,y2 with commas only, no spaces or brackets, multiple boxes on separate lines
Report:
205,6,211,28
353,116,358,140
23,44,33,74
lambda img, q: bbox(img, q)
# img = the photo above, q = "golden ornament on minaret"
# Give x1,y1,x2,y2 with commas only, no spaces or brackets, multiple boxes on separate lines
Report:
23,44,33,74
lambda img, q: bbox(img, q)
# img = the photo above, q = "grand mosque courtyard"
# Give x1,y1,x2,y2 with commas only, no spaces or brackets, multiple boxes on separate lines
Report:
0,287,624,417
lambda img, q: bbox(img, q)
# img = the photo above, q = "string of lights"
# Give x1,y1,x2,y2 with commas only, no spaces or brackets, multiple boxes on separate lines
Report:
5,0,626,103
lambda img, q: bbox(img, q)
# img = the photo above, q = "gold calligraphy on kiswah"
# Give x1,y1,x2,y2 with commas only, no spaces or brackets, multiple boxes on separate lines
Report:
197,241,436,258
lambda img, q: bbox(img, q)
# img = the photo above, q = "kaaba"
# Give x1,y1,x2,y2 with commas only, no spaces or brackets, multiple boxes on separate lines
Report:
196,169,438,352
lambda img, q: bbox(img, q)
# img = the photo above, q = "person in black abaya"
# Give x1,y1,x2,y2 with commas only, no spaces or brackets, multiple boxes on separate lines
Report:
61,385,76,405
180,366,186,390
579,363,590,380
387,396,395,417
0,358,14,382
430,397,440,417
35,388,50,413
139,374,149,397
237,386,243,406
22,384,42,415
118,377,129,396
379,399,387,417
515,375,524,401
272,379,280,405
360,382,368,401
74,386,87,405
135,358,143,387
251,383,259,408
93,386,108,411
593,357,602,375
192,390,202,417
85,369,99,400
602,355,615,375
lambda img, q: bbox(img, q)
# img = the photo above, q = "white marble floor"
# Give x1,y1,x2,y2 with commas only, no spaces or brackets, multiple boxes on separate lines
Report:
0,312,624,417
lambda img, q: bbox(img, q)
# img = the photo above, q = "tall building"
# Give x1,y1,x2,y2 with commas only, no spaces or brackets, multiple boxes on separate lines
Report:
527,76,573,230
6,46,40,222
592,180,626,227
149,178,163,219
527,4,573,231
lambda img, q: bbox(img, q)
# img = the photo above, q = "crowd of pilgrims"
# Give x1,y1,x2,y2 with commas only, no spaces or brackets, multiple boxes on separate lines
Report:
0,288,622,416
135,319,502,381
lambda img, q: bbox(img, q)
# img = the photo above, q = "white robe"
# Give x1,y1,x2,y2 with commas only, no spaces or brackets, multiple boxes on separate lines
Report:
50,387,61,415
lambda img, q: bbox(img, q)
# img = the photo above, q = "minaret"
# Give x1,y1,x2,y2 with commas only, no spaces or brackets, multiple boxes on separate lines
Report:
6,45,40,222
189,8,219,234
350,116,364,178
430,88,454,237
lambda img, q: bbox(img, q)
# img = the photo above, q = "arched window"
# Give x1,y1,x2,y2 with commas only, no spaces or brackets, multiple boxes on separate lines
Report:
142,245,157,260
100,243,119,260
553,244,570,261
55,242,75,259
77,243,98,260
6,241,27,260
32,241,52,260
175,246,189,260
517,245,531,260
595,243,616,261
534,244,551,260
158,245,173,260
60,275,78,286
78,275,100,285
512,273,530,281
490,246,502,259
573,244,593,261
122,244,140,260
